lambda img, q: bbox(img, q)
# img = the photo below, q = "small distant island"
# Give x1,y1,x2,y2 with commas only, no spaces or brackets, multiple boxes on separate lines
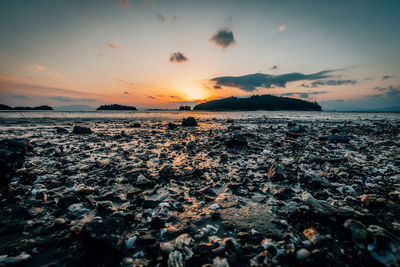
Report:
193,95,322,111
97,104,137,111
0,104,53,110
179,105,191,110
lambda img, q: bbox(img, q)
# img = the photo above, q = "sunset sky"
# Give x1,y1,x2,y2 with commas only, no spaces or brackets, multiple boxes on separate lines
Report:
0,0,399,110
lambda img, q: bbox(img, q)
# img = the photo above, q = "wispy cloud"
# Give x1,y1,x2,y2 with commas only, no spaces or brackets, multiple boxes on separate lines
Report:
300,79,357,88
169,52,189,63
49,96,98,103
106,43,121,49
280,91,328,98
210,28,235,48
146,0,165,22
115,78,136,87
147,95,157,99
30,64,46,71
270,65,278,70
211,70,336,92
278,25,286,32
382,75,395,80
12,94,30,100
119,0,131,10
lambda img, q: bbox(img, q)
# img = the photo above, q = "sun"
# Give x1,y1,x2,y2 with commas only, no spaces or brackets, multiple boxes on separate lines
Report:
186,88,207,100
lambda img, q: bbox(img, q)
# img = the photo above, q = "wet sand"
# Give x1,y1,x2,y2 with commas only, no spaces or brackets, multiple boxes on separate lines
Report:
0,115,400,266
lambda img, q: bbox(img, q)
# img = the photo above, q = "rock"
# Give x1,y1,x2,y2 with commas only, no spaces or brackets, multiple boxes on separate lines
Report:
360,194,386,206
150,216,165,230
159,165,174,183
131,122,141,128
135,174,152,188
303,227,320,244
80,217,125,265
210,204,220,210
226,134,248,147
168,122,178,130
0,139,32,187
296,248,311,261
289,125,306,133
72,125,92,134
0,253,32,265
57,195,80,210
344,219,371,250
182,117,198,127
326,134,350,143
213,256,230,267
187,140,196,149
56,127,68,133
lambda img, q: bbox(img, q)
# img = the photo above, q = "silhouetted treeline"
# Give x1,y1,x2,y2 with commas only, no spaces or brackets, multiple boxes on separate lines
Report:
193,95,322,111
0,104,53,110
97,104,137,110
179,105,191,110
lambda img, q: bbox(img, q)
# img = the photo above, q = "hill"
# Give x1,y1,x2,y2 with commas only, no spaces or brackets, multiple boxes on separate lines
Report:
193,95,321,111
97,104,137,111
0,104,53,110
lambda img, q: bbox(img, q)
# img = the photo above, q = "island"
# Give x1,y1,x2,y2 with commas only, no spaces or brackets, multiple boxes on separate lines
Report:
179,105,191,110
0,104,53,110
193,95,322,111
96,104,137,111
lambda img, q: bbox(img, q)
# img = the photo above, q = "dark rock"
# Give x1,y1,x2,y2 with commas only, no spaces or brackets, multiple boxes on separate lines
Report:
168,122,178,130
57,195,80,210
150,216,165,230
159,165,174,183
0,139,31,187
289,125,306,133
286,131,302,138
182,117,198,127
131,122,141,128
80,217,125,265
56,127,69,133
226,134,248,147
72,126,92,134
321,134,350,143
313,157,347,164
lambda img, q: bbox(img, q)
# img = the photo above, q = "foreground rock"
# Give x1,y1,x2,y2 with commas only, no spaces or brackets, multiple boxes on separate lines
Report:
0,139,32,187
72,126,92,134
182,117,198,126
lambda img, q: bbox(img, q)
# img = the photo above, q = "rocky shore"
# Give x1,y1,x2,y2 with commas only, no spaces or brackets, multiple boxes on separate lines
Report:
0,115,399,266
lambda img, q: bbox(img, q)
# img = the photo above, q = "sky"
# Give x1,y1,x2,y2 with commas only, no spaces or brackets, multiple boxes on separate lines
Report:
0,0,399,110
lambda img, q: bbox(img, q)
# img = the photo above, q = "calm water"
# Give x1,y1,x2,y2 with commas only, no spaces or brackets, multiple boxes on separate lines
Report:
0,110,399,122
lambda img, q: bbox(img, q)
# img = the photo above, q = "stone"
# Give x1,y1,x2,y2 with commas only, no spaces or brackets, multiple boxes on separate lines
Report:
226,134,248,147
182,117,198,127
72,126,92,134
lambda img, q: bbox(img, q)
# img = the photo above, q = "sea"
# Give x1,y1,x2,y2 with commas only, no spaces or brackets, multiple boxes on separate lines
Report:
0,110,399,123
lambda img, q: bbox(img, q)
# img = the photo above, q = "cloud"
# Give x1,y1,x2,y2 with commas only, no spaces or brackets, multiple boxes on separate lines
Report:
210,29,235,48
213,85,222,89
211,70,335,92
320,85,400,111
106,43,121,49
30,65,46,71
373,85,400,96
270,65,278,70
123,91,130,95
382,75,395,80
49,96,98,103
169,52,189,63
301,79,357,88
147,95,157,99
279,91,328,98
147,0,165,22
12,94,30,100
115,79,135,87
